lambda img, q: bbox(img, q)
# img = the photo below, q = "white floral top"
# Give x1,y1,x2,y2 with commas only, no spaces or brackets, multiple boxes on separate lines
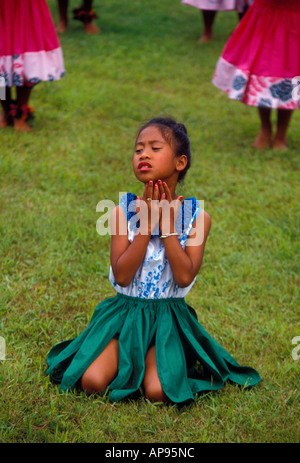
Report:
109,193,201,299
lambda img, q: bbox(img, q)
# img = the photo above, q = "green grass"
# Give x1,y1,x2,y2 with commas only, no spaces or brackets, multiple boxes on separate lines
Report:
0,0,299,443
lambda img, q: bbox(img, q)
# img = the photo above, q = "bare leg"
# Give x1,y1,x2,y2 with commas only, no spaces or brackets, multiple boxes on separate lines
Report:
57,0,69,33
237,5,249,21
0,87,11,128
143,345,167,402
0,104,8,127
199,10,217,43
14,86,33,132
273,109,293,150
83,0,93,9
81,339,119,394
253,107,272,149
82,0,100,34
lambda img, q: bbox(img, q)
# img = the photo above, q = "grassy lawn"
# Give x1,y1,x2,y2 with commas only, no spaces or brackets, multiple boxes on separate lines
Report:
0,0,299,443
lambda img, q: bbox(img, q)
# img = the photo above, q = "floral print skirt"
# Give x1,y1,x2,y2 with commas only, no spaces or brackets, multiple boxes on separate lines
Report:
0,0,65,87
212,0,300,109
182,0,254,13
46,293,261,403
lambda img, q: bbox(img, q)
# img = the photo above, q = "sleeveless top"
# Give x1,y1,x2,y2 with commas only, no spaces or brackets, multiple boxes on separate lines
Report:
109,193,201,299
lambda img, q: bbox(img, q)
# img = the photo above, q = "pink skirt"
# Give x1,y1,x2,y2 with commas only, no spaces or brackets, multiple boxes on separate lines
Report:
182,0,254,13
212,0,300,109
0,0,65,87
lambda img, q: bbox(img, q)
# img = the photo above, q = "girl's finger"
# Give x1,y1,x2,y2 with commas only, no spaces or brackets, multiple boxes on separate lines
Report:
146,180,153,202
153,182,159,201
142,183,147,201
162,182,172,202
142,183,148,201
136,196,140,213
158,179,164,200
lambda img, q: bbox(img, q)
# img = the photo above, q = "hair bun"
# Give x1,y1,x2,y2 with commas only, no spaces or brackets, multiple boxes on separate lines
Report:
177,123,187,134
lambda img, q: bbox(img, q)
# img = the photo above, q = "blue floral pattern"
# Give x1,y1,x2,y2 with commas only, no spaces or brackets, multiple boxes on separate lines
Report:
213,58,299,109
270,80,293,102
0,51,65,87
258,98,272,107
109,193,201,299
232,75,247,91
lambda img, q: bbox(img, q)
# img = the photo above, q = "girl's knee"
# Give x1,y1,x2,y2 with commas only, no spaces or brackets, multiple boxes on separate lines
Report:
81,370,108,394
144,380,167,402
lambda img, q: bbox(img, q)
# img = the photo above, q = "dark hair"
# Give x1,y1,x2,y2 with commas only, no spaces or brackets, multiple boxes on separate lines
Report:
136,117,191,182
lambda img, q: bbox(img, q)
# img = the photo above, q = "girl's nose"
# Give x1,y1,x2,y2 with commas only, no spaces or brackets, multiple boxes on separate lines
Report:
140,149,150,159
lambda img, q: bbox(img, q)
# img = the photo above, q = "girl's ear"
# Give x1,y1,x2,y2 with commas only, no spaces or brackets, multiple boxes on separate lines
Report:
176,155,188,172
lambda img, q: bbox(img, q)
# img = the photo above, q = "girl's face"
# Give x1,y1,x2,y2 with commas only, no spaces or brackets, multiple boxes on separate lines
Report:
133,125,185,185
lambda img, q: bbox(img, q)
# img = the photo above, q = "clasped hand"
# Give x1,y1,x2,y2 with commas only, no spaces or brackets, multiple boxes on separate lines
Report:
136,180,183,236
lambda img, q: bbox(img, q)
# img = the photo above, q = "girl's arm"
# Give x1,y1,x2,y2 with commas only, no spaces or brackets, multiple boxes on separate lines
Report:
110,183,160,286
158,182,211,288
161,209,211,288
110,205,151,287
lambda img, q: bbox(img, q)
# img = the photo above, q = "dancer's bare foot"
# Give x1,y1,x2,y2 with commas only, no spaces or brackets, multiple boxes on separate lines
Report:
253,128,272,149
273,136,288,151
198,32,213,43
272,109,292,151
84,21,100,34
13,118,31,132
57,20,68,33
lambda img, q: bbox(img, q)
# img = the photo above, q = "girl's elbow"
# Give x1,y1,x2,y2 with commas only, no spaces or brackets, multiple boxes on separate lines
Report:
111,264,132,287
175,275,194,288
114,273,132,287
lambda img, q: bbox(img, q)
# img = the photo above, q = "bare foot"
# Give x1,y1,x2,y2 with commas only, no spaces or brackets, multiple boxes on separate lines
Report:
57,21,68,33
13,118,31,132
84,21,100,34
273,137,288,151
253,129,272,149
198,32,213,43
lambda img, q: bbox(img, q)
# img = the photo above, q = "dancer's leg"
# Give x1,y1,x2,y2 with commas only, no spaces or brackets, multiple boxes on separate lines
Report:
273,109,293,150
81,339,119,394
143,345,167,402
14,86,33,132
253,107,272,149
57,0,69,33
199,10,216,43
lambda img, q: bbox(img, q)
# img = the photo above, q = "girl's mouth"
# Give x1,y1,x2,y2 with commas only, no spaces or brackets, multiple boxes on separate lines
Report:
138,162,152,171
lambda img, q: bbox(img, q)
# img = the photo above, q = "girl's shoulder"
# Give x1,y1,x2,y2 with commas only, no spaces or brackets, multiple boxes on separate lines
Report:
119,192,138,222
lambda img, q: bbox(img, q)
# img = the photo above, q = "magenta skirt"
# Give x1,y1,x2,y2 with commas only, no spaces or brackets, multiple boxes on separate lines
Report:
0,0,65,86
213,0,300,109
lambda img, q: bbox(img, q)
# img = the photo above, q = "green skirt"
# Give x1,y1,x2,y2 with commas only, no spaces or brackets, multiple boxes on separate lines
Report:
46,293,261,403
